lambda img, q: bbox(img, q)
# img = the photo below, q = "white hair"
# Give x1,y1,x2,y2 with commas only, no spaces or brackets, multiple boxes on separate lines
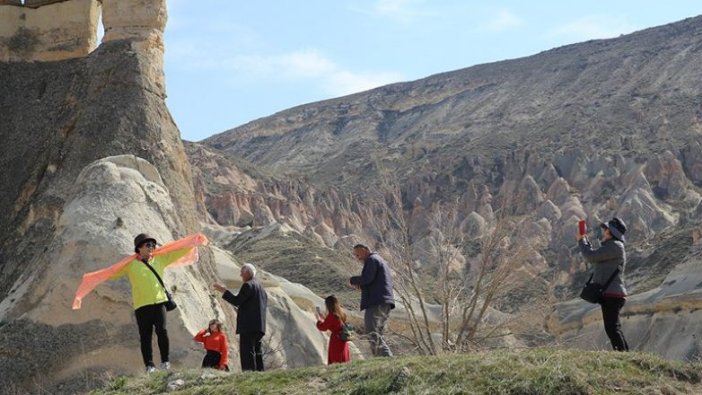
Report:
241,263,256,278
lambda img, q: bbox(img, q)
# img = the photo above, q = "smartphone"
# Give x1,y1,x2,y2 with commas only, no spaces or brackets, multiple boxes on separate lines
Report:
578,220,587,236
315,306,322,315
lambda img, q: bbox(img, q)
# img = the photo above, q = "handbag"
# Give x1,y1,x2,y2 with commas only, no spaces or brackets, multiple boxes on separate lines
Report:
141,259,177,311
339,321,354,342
579,268,619,304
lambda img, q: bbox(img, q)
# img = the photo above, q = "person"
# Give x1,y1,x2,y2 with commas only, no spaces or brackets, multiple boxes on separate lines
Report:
110,233,195,373
315,295,351,364
348,244,395,357
577,217,630,352
193,319,230,371
213,263,268,371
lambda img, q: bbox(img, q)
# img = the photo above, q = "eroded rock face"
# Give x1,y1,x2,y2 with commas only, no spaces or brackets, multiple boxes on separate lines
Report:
189,15,702,361
0,0,100,62
0,155,216,391
0,156,339,392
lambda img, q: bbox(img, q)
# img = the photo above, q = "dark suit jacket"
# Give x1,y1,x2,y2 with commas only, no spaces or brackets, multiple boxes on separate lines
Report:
222,278,268,335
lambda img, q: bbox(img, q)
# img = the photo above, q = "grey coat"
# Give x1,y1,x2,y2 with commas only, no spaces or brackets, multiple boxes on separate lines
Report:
579,238,627,296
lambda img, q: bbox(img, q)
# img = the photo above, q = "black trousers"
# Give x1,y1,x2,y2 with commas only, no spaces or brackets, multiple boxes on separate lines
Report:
239,332,264,371
135,303,169,367
600,297,629,351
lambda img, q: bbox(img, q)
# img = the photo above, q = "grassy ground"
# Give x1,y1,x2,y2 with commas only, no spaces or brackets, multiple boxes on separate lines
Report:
92,348,701,395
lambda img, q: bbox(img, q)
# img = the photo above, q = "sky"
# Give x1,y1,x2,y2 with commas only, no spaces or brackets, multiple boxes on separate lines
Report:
161,1,702,142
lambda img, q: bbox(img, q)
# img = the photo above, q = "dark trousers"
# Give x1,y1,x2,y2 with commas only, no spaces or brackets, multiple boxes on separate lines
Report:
600,297,629,351
135,303,169,367
202,350,226,370
239,332,264,371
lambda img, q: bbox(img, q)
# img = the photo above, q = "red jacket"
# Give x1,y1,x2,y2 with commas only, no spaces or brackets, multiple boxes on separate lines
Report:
316,313,350,364
194,329,229,369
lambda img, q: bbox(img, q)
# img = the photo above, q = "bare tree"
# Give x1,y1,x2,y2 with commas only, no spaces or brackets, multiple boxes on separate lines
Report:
369,171,536,355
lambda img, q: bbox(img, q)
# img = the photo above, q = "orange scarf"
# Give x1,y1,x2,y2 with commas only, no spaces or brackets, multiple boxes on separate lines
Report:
72,233,208,309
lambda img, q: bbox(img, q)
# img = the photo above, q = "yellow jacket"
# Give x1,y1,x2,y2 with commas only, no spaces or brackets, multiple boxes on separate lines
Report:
112,249,190,310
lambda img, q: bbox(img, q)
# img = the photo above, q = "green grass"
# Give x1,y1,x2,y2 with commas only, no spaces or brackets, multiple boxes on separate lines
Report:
92,348,702,395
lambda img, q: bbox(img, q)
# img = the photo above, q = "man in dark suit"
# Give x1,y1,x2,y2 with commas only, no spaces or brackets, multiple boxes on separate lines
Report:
213,263,268,371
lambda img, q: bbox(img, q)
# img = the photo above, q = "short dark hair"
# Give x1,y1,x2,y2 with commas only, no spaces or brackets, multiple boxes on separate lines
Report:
353,244,369,250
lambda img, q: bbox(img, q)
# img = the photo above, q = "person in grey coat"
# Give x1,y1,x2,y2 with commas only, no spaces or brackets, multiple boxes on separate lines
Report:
348,244,395,357
213,263,268,371
577,217,629,351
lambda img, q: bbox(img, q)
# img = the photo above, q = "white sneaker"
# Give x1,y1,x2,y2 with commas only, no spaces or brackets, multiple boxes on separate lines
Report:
160,361,171,370
145,365,157,374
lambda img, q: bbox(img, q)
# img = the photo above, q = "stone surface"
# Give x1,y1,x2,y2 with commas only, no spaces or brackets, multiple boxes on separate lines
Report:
0,0,100,62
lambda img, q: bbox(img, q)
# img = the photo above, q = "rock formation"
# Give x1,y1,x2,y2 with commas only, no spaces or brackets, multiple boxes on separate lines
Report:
191,15,702,360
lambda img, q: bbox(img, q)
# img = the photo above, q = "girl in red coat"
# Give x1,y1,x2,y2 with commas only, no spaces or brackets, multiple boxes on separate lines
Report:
193,319,229,371
316,295,351,364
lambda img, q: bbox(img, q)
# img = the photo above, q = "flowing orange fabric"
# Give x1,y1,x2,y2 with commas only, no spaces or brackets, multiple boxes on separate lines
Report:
72,233,209,310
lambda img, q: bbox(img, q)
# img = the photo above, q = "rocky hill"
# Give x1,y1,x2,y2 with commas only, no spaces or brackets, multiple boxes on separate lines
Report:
192,15,702,359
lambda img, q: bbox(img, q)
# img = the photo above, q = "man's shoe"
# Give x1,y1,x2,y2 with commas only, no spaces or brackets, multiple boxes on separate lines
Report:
160,361,171,370
145,365,157,374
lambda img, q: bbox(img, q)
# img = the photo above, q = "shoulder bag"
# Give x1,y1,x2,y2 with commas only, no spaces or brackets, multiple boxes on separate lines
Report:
141,259,177,311
579,268,619,304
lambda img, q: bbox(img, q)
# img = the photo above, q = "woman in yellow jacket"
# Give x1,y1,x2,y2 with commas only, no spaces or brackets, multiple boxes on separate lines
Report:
111,233,192,373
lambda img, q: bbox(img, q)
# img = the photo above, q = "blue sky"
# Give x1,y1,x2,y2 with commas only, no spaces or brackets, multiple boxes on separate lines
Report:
162,1,702,142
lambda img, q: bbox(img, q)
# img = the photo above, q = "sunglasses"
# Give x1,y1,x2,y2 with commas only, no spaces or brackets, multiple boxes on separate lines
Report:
142,241,157,249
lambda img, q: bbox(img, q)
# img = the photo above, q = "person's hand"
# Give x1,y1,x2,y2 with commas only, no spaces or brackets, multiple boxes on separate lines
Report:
347,278,359,290
212,283,226,293
576,233,586,241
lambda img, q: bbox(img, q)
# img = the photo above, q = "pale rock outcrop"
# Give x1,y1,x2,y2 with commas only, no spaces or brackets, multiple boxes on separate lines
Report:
619,167,677,238
0,155,342,388
102,0,167,92
412,230,466,273
554,149,589,188
546,177,571,206
681,141,702,185
517,218,552,252
0,155,223,382
312,221,338,247
537,163,560,189
514,175,544,215
303,224,328,246
476,185,494,221
461,211,486,239
0,0,100,62
253,197,276,226
644,151,696,201
560,196,586,223
536,200,561,223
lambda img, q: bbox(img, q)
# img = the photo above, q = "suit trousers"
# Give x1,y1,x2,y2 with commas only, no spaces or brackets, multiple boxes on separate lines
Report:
239,332,264,371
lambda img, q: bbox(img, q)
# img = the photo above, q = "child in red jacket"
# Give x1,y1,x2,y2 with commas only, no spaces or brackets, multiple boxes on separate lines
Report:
194,319,229,371
315,295,351,364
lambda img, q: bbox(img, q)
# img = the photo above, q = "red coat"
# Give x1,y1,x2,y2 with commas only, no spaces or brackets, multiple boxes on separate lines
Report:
194,329,229,369
316,313,350,364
